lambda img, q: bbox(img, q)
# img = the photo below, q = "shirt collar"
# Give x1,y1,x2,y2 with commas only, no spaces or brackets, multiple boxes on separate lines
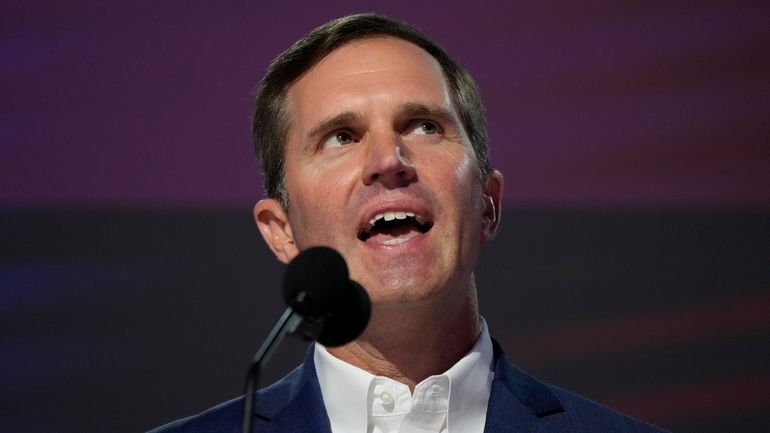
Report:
314,319,495,433
314,340,373,432
445,319,495,432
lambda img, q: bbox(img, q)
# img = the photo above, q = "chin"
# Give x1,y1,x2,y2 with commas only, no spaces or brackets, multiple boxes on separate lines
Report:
367,276,450,306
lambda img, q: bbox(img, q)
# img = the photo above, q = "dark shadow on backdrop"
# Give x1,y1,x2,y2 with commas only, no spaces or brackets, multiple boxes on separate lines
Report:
1,207,768,433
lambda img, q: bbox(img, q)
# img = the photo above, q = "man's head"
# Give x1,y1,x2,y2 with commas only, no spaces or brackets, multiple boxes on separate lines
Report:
253,14,502,310
253,13,490,208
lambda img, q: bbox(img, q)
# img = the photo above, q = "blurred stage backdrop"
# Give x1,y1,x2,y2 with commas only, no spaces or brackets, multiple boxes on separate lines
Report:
2,1,769,432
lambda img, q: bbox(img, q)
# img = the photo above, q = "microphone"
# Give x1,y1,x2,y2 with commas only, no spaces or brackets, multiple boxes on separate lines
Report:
283,246,371,346
242,246,371,433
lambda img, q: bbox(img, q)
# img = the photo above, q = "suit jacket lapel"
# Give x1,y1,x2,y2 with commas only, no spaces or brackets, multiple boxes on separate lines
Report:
252,344,333,433
484,340,568,433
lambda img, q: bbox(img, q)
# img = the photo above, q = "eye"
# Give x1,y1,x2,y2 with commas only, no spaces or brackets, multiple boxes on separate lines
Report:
322,130,356,148
403,120,443,144
414,120,439,135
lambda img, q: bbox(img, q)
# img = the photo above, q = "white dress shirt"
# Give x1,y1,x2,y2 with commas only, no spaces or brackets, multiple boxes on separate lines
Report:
314,320,495,433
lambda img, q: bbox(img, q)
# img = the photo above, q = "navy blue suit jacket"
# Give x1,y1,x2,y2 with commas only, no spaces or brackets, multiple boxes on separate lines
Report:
149,340,669,433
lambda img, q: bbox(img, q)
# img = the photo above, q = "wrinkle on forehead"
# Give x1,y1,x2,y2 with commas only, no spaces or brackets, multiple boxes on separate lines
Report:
291,36,446,97
313,36,436,69
337,67,410,77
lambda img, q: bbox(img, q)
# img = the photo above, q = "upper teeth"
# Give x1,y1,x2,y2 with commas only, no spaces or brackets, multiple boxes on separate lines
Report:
367,211,425,228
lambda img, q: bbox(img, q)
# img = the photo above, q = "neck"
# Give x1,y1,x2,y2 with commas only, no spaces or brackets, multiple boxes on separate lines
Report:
326,283,480,390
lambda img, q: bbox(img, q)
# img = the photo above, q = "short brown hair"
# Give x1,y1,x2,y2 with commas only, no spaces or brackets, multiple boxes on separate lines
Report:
252,13,489,207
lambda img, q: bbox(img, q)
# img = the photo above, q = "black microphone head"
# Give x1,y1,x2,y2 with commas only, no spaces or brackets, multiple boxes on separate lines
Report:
283,246,349,317
282,246,371,346
316,279,370,347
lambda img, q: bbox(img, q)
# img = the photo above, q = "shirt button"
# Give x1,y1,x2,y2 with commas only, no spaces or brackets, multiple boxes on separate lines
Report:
380,391,393,405
429,384,442,398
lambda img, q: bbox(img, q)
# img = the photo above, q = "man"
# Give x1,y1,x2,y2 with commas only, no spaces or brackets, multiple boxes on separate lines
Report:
151,13,669,433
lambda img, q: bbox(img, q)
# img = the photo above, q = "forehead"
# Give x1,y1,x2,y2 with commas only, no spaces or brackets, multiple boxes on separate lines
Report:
284,37,452,128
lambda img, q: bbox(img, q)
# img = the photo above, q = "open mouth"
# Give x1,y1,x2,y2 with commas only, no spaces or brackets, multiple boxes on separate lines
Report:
358,211,433,245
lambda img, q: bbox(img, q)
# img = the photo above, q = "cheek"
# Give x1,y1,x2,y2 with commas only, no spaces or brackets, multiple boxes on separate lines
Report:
446,152,480,199
285,162,331,207
446,155,486,229
420,144,474,178
285,175,352,243
288,151,360,198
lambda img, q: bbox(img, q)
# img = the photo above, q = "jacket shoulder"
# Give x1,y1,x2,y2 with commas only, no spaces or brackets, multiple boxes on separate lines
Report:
490,339,670,433
147,364,305,433
146,394,244,433
548,385,670,433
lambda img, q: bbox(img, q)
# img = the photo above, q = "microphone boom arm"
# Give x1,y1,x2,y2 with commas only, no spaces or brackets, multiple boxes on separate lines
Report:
241,307,303,433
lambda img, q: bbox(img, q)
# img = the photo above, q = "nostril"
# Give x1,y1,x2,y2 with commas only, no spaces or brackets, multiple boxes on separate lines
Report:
361,142,417,187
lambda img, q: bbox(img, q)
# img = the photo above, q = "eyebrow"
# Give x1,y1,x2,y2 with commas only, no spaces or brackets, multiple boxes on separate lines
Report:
307,111,361,143
305,101,461,146
398,102,457,125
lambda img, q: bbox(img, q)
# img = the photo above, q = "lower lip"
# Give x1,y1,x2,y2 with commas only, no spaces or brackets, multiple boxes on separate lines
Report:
360,228,430,250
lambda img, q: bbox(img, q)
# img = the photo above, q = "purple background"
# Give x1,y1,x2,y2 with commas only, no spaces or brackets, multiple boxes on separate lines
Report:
3,0,769,207
2,1,770,433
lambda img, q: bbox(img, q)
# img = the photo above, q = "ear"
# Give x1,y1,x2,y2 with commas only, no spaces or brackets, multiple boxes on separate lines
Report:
481,169,503,242
253,199,299,264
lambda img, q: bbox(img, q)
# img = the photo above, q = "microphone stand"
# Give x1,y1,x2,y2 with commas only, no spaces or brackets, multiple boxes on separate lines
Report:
241,308,303,433
240,247,369,433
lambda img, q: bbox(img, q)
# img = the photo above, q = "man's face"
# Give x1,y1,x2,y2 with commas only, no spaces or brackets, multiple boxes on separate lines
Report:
257,37,501,307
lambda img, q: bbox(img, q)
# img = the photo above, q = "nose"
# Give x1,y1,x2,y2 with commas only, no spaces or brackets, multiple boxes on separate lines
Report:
361,133,417,188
